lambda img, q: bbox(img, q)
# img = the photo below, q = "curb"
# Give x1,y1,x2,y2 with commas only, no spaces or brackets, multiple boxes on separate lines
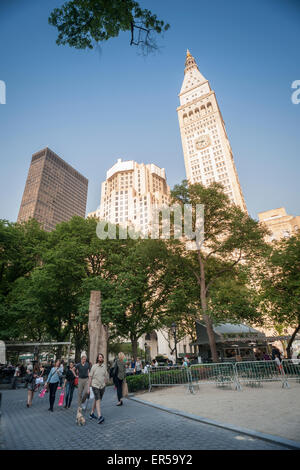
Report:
128,396,300,450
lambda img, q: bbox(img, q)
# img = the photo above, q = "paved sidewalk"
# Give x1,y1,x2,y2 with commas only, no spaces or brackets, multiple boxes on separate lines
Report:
0,387,289,450
138,382,300,444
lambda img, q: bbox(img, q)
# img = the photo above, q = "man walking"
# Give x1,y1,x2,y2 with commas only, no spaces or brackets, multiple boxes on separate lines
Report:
88,353,108,424
75,353,90,410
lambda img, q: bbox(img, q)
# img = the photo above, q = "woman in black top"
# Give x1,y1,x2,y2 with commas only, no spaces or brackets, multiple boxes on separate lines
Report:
63,361,76,408
113,352,126,406
25,365,39,408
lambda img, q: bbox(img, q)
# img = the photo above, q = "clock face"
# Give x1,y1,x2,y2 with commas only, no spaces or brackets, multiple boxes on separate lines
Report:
195,135,210,150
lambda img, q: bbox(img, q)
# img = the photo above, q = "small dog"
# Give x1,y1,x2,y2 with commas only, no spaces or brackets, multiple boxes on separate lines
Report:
76,407,86,426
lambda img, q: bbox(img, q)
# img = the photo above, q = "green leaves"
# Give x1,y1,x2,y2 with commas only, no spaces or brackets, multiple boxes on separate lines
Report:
48,0,170,50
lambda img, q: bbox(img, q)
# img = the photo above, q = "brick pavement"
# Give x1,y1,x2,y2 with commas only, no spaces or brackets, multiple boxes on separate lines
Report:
0,386,288,450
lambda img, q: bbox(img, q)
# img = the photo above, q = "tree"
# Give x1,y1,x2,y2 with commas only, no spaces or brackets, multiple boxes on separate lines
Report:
170,180,269,362
259,233,300,358
49,0,170,54
163,252,261,358
0,219,49,342
106,239,175,360
0,219,48,298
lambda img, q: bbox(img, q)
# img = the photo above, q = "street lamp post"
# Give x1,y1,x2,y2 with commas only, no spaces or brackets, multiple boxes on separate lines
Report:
171,323,178,364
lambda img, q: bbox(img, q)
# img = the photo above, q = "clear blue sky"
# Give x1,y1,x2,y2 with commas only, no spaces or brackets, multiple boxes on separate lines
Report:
0,0,299,221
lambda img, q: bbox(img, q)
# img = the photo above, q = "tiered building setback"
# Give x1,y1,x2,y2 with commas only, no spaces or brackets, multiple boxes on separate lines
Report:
88,158,170,235
177,50,247,211
258,207,300,242
18,147,88,231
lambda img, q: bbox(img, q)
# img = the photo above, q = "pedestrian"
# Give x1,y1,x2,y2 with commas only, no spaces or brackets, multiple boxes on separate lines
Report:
44,359,62,412
88,353,108,424
63,361,76,409
271,345,281,361
75,353,90,410
130,356,136,369
183,357,189,368
113,352,126,406
134,357,142,375
25,364,39,408
58,360,64,389
12,363,21,390
35,364,45,391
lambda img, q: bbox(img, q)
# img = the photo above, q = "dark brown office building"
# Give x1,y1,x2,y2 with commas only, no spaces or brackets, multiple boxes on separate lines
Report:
18,147,88,231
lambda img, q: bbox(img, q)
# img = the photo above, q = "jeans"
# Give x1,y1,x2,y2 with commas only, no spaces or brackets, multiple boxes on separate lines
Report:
77,377,89,407
49,382,58,410
65,382,75,407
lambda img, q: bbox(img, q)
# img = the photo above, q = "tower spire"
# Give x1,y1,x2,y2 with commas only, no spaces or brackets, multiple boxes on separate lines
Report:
184,49,199,74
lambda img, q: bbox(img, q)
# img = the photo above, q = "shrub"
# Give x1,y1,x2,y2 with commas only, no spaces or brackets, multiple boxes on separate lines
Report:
126,373,149,393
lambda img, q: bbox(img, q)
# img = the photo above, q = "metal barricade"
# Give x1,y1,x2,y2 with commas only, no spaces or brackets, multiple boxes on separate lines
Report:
234,360,288,389
189,362,238,392
148,365,192,392
281,359,300,384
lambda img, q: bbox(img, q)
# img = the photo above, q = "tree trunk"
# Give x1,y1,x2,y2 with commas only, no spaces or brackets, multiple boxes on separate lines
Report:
88,290,109,366
286,323,300,359
75,345,81,364
131,337,138,361
197,249,219,363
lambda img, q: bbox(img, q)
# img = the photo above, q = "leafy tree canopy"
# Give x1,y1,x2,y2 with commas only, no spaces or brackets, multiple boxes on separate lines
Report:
49,0,170,51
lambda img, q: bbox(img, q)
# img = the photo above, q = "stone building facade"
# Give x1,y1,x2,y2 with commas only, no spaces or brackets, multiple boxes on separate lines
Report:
258,207,300,242
88,158,170,235
177,50,247,211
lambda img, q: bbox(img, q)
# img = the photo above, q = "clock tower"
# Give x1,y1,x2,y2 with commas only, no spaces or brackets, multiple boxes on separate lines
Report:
177,50,247,211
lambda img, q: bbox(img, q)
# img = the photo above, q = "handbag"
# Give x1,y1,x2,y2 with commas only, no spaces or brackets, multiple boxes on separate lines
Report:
122,379,128,398
58,390,65,406
110,360,119,379
74,376,79,387
39,388,46,398
89,387,94,400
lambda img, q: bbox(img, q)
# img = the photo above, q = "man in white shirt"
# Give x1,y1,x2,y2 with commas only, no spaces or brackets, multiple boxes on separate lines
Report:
88,353,108,424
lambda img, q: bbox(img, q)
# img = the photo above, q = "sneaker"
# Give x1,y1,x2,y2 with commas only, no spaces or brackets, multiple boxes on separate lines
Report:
89,412,97,420
97,416,104,424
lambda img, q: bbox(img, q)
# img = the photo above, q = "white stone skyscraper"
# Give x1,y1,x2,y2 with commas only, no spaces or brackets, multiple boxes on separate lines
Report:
177,50,247,211
88,158,170,234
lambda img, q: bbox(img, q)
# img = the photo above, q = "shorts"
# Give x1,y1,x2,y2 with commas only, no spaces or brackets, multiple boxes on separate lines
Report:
92,386,105,401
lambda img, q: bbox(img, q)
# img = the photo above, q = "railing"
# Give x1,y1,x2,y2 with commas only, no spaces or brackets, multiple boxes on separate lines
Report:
281,359,300,383
189,363,238,392
148,365,191,392
234,360,288,389
148,359,300,392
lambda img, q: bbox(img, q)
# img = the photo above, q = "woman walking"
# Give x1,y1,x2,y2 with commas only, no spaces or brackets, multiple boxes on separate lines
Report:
63,361,76,408
25,365,39,407
44,359,62,412
113,352,126,406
